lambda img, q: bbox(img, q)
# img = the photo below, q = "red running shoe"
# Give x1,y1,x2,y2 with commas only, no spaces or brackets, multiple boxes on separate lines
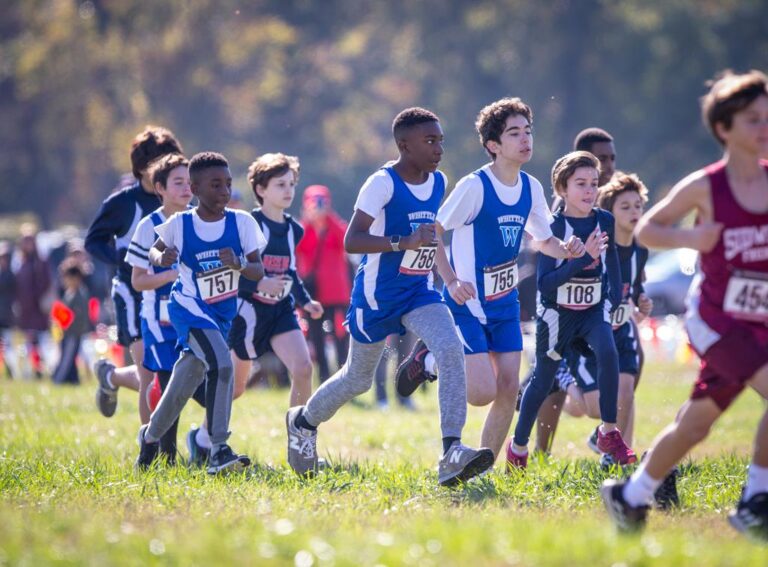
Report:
597,428,637,465
148,375,162,412
505,441,528,471
395,340,436,397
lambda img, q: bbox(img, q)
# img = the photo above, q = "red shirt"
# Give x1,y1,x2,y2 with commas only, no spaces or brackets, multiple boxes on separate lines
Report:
696,160,768,338
296,213,352,305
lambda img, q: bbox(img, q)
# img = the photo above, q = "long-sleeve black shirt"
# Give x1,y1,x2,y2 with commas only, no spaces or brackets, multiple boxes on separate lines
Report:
85,181,161,286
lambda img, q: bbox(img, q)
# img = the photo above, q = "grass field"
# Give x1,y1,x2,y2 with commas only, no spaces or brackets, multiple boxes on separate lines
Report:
1,359,767,566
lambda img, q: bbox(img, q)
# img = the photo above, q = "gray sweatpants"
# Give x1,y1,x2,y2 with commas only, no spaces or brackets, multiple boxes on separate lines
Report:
146,327,234,449
303,302,467,438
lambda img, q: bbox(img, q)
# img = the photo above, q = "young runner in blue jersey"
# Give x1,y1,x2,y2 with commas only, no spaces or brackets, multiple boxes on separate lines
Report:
560,173,653,456
529,127,619,454
285,107,494,486
229,153,323,407
126,154,207,464
136,152,267,474
510,151,637,468
88,126,184,425
394,98,585,462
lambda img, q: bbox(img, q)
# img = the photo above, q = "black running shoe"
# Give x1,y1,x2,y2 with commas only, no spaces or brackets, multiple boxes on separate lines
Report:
186,428,210,468
654,466,680,510
207,444,251,475
729,491,768,541
601,479,649,532
135,424,159,471
395,340,436,398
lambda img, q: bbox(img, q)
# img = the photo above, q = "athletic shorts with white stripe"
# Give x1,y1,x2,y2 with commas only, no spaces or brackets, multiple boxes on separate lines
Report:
112,278,142,347
452,311,523,354
565,320,640,393
228,297,301,360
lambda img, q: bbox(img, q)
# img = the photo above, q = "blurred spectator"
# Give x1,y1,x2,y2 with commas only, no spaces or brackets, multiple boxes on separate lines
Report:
229,189,246,210
14,224,51,379
0,241,15,379
51,258,91,385
296,184,351,382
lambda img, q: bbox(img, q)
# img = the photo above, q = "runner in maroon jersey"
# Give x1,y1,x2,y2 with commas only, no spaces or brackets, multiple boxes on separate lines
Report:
601,70,768,539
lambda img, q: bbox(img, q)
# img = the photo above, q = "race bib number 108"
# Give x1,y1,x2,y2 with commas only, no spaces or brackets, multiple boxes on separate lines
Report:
557,277,602,310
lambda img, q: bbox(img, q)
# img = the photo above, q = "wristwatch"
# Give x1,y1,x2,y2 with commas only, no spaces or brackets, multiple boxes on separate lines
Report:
389,235,401,252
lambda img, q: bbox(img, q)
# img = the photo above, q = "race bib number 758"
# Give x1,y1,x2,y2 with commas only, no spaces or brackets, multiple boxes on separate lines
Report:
399,243,437,275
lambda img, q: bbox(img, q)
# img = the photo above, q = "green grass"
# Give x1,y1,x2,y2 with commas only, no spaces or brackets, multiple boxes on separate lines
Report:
1,359,766,565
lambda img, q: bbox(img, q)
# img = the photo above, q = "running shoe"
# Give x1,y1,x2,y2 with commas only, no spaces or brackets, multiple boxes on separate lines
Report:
94,359,118,417
438,442,495,487
601,479,649,532
395,340,437,397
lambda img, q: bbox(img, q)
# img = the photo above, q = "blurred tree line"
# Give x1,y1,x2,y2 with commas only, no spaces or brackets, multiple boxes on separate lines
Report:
1,0,766,227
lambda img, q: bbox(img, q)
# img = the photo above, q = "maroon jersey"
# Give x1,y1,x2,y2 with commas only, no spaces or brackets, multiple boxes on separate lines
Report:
687,160,768,354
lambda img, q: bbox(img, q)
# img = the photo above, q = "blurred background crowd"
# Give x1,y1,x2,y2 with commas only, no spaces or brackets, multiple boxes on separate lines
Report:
2,0,762,403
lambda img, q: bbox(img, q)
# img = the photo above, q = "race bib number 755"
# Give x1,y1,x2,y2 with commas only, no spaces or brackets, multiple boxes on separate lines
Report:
483,260,518,301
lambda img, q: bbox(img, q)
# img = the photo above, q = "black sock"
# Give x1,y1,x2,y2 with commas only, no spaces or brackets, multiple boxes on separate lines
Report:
443,436,460,454
295,408,317,431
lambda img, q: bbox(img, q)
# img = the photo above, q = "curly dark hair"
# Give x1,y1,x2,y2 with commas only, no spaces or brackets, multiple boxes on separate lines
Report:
129,125,183,180
475,98,533,159
597,171,649,212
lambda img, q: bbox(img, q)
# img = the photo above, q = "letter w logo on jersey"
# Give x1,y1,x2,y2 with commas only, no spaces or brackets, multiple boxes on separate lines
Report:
499,225,521,248
410,222,423,233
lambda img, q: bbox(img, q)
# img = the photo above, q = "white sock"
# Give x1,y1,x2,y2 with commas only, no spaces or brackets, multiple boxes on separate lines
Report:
511,444,528,456
196,424,211,449
424,353,437,376
744,463,768,500
623,463,663,507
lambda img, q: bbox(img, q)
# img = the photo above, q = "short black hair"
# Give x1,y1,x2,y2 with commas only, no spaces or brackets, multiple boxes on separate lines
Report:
392,107,440,140
573,128,613,152
189,152,229,180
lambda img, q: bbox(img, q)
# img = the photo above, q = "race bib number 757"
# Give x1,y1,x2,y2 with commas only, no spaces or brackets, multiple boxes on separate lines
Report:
196,267,239,304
